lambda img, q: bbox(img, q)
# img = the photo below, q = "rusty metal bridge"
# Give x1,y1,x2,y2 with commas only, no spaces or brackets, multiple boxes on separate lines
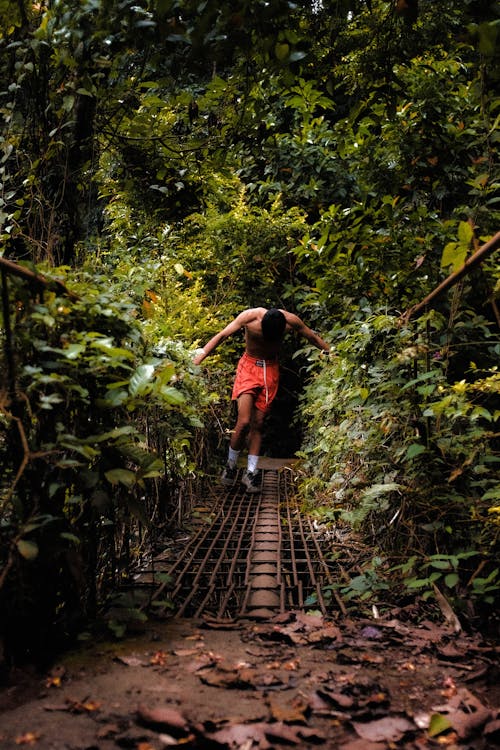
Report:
145,464,349,620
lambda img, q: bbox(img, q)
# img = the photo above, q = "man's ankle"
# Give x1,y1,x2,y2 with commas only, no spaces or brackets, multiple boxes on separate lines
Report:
228,447,240,468
247,454,259,474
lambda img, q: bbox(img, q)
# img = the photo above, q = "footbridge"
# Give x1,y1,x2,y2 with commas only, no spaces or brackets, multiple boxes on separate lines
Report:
145,460,355,621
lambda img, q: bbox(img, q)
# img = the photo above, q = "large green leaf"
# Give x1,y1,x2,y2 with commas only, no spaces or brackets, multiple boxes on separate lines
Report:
129,364,156,396
160,386,185,405
105,469,136,487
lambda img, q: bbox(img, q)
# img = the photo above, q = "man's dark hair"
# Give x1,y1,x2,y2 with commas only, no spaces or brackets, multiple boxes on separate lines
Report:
261,308,286,342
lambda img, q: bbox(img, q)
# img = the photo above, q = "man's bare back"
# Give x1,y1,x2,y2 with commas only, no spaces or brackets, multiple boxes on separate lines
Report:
242,308,284,358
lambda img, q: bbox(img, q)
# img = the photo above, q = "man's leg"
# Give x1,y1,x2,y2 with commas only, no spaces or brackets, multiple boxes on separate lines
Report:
247,407,265,461
221,393,254,485
230,393,255,450
242,404,265,493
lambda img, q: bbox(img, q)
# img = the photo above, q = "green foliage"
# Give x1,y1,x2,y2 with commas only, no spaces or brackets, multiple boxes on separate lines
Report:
0,263,212,659
339,556,390,604
1,0,500,657
151,187,310,320
299,307,499,615
391,552,500,610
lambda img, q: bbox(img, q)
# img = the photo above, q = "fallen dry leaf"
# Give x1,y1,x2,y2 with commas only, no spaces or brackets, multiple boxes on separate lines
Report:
432,687,493,738
484,718,500,742
265,722,325,745
308,690,346,717
115,655,146,667
198,665,256,690
352,715,414,742
207,720,325,748
447,693,491,739
96,723,120,739
267,697,307,724
197,661,290,691
137,704,189,735
266,611,341,647
201,616,241,630
339,741,387,750
359,652,384,664
316,687,355,710
440,676,457,698
44,696,101,714
150,650,168,666
185,651,221,673
45,676,62,688
398,661,416,671
173,647,205,657
15,733,41,746
44,664,66,688
436,731,459,745
437,643,467,661
307,624,342,644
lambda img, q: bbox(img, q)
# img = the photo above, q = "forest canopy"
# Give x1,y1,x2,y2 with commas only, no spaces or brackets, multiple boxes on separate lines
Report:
0,0,499,660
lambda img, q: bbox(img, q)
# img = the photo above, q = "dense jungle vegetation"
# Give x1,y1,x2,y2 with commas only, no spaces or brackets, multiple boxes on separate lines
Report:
0,0,499,666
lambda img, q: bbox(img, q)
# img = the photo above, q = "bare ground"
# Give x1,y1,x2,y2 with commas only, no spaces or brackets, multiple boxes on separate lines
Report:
0,608,499,750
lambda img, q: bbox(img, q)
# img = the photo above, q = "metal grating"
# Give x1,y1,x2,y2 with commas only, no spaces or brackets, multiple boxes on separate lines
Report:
148,468,346,620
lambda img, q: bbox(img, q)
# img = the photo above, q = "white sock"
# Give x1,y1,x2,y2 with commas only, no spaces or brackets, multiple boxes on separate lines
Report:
247,454,259,474
228,447,240,468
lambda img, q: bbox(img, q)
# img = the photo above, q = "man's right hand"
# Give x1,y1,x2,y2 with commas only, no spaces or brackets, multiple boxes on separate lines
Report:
192,348,206,366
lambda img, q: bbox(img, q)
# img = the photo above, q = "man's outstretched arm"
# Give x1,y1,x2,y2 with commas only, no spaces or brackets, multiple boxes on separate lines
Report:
193,309,257,365
283,311,330,352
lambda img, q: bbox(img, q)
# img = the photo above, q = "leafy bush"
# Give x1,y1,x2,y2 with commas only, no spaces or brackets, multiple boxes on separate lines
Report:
298,307,500,617
0,264,211,661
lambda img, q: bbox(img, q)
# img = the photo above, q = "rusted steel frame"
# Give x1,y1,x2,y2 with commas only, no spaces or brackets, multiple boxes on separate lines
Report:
240,472,283,616
193,492,257,617
151,500,225,603
404,230,500,321
283,485,299,589
305,517,347,616
238,578,252,614
275,474,284,586
288,492,325,613
175,490,247,614
224,495,256,589
260,472,284,613
215,582,237,618
240,492,274,615
243,494,265,587
152,492,237,604
276,472,285,611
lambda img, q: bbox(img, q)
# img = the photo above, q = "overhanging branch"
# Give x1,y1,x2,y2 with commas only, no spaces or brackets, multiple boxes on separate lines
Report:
403,230,500,322
0,256,79,300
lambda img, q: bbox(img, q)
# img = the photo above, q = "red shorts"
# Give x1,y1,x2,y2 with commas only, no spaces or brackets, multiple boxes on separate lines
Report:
232,353,280,414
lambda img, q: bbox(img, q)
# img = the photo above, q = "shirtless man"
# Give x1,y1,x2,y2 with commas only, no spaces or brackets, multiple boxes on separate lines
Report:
193,308,330,493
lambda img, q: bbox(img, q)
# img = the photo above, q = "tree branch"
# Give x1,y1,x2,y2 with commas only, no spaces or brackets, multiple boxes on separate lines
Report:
0,257,79,300
403,230,500,322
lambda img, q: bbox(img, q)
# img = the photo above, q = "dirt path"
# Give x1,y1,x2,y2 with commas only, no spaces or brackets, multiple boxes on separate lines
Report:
1,465,499,749
1,609,498,749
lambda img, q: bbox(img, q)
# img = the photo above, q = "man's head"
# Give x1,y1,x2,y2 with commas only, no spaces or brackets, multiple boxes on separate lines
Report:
261,308,286,342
